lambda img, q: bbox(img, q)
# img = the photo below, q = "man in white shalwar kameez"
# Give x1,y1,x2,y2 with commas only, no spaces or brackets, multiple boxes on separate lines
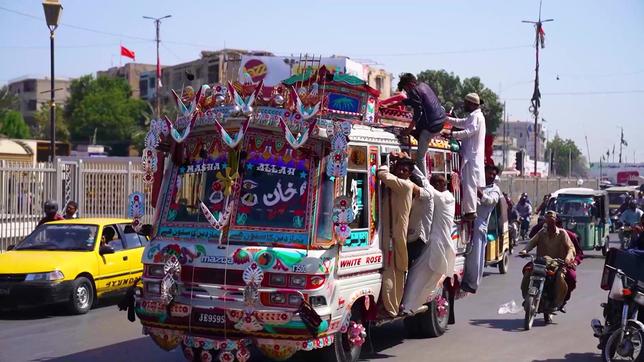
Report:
442,93,486,221
406,165,435,267
401,173,456,313
461,164,502,293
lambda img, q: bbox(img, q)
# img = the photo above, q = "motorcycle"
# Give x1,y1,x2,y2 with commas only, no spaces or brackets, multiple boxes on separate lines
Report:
519,217,530,240
509,220,519,250
591,264,644,361
620,226,634,250
519,254,567,330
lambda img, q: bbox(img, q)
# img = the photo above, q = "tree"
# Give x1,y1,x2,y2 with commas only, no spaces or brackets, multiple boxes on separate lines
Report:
545,135,588,177
0,110,30,138
415,70,503,133
65,75,148,155
0,85,19,115
32,102,70,142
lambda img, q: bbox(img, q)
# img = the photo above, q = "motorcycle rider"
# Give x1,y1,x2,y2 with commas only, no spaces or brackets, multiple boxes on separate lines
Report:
37,200,64,227
515,193,533,237
619,200,644,247
535,193,551,216
519,211,576,311
630,214,644,252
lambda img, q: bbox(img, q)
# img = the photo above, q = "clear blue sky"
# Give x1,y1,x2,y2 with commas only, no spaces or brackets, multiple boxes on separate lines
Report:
1,0,643,162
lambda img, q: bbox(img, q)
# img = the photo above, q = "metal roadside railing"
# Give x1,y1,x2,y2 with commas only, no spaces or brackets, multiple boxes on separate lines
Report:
0,159,154,251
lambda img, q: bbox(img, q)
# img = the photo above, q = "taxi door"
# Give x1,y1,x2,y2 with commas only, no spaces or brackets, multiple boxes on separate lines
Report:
117,224,146,281
95,225,131,294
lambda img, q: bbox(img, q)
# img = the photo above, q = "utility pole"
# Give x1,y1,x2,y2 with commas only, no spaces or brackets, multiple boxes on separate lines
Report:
143,15,171,118
523,0,553,176
502,101,507,169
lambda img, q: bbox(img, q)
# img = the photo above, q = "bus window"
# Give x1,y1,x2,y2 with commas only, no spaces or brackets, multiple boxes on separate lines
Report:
316,161,335,241
346,172,369,229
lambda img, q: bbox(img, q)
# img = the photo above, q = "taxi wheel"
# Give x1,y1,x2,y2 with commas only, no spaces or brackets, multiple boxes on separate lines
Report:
67,277,94,315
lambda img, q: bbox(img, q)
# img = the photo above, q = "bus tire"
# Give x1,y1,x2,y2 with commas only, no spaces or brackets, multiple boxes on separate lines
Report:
417,289,450,338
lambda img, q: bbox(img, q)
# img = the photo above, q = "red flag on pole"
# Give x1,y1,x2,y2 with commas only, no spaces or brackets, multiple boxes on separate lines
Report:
120,46,136,60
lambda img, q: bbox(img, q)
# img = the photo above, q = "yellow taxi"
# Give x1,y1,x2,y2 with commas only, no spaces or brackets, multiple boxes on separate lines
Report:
0,218,146,314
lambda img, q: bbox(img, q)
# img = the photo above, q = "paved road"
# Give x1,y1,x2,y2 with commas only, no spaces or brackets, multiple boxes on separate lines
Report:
0,241,610,362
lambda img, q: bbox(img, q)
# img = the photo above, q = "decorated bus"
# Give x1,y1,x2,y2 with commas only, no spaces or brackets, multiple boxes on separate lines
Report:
129,65,469,362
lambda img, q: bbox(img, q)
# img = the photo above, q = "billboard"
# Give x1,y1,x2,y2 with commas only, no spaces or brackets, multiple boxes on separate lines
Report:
239,55,367,87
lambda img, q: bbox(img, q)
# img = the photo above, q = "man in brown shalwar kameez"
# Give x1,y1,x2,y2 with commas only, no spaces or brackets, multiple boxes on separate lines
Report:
377,153,417,317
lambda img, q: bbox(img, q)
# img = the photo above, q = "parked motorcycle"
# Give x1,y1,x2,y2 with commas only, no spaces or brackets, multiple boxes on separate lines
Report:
519,254,567,330
591,264,644,361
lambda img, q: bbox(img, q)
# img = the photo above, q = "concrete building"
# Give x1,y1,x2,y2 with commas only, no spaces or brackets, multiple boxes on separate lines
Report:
96,63,156,98
365,67,392,99
158,49,273,106
154,50,392,107
7,76,71,125
497,120,546,161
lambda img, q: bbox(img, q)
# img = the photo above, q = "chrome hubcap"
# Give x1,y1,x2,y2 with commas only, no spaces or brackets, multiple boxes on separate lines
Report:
76,285,89,308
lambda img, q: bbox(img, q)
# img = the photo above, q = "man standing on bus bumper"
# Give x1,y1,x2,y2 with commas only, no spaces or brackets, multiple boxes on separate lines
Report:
377,156,415,317
402,173,456,313
442,93,486,221
461,164,501,293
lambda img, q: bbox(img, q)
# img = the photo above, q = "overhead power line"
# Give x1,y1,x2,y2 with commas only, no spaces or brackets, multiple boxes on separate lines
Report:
0,5,151,41
505,89,644,100
351,45,533,57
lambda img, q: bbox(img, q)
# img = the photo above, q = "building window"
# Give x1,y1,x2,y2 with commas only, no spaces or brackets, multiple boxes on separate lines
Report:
375,76,383,91
23,80,36,92
194,67,203,80
139,79,148,97
172,72,182,89
207,64,219,83
27,99,38,111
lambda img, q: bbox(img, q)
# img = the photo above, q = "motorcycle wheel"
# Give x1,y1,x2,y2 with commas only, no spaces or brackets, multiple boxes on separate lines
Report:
524,296,536,331
602,322,644,362
602,237,609,257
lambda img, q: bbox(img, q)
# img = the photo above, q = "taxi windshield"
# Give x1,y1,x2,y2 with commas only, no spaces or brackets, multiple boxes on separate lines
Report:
15,225,98,251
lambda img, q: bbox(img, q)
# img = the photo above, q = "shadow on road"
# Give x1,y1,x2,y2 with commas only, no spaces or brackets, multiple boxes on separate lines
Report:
0,295,122,321
360,321,404,360
530,352,601,361
469,318,525,332
28,336,180,362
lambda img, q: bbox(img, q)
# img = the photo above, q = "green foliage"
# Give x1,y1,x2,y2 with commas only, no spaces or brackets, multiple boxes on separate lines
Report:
65,75,148,154
0,110,30,138
545,135,588,177
32,102,70,142
415,70,503,133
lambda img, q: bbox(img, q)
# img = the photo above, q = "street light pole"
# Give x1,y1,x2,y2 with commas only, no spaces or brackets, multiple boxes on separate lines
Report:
42,0,63,163
523,0,553,176
143,15,171,118
49,30,55,162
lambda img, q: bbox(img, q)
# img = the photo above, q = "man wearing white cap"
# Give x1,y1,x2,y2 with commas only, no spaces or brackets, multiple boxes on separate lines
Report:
441,93,486,221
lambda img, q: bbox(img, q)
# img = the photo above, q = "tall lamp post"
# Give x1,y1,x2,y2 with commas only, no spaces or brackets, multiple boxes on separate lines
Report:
42,0,63,163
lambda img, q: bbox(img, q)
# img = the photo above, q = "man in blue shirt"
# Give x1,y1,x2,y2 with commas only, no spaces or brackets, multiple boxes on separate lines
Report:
397,73,446,176
619,200,644,247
